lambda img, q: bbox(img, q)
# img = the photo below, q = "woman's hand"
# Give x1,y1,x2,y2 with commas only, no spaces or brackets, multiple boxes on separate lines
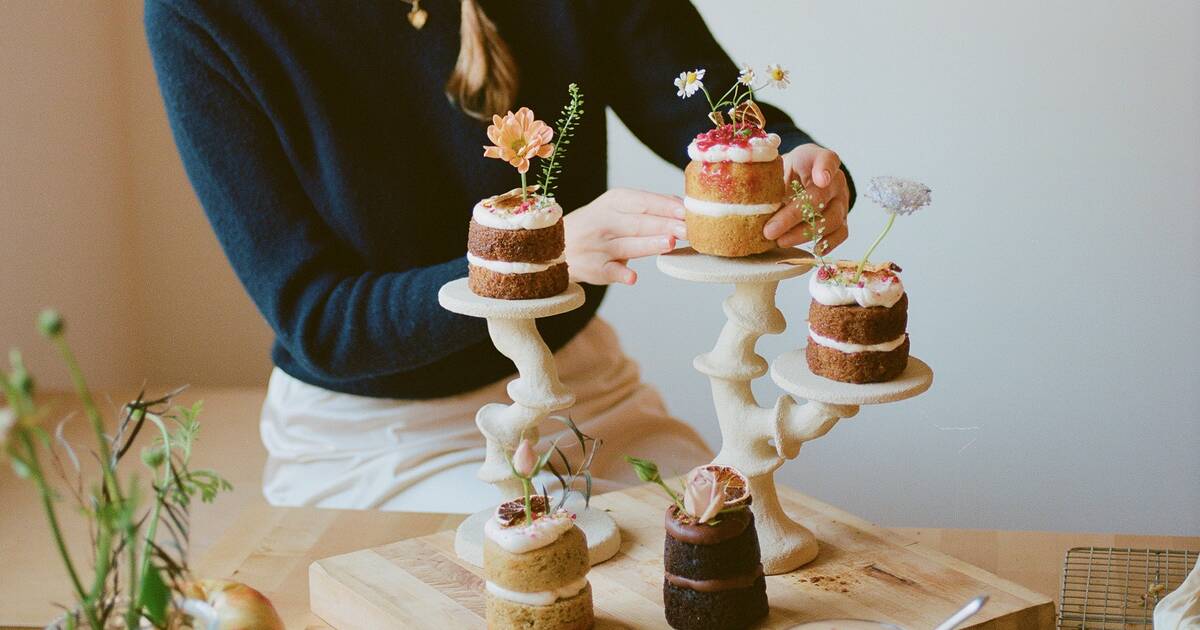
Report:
765,144,851,253
564,188,686,285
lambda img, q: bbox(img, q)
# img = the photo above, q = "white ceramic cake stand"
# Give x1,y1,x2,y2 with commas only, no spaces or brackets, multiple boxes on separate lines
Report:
437,278,622,567
656,247,933,575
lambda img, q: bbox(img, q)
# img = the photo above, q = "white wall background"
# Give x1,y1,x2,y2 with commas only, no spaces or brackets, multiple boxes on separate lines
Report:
601,0,1200,535
1,1,1197,535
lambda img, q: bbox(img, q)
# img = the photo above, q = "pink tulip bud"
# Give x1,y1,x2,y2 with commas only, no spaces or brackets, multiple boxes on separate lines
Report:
512,438,539,478
683,466,724,523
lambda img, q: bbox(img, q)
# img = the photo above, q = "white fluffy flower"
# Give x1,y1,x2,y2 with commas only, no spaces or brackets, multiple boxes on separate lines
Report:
765,64,790,88
865,176,933,215
737,64,755,86
674,68,706,99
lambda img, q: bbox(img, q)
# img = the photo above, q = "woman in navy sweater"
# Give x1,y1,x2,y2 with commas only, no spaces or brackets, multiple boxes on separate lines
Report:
147,0,853,512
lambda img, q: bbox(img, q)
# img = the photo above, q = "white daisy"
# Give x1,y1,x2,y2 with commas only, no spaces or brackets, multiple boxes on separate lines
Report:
674,68,706,99
737,64,755,86
765,64,791,89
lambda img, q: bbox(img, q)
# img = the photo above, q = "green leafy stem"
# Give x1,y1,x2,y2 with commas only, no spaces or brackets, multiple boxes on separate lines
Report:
538,83,585,199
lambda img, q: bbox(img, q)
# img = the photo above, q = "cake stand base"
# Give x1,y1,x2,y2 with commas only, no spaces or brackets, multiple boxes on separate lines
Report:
453,494,621,568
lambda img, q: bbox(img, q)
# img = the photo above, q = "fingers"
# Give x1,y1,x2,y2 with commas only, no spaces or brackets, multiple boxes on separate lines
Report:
785,144,842,188
608,234,676,260
601,260,637,285
617,214,688,240
775,196,849,248
817,223,849,253
611,189,686,219
764,200,805,241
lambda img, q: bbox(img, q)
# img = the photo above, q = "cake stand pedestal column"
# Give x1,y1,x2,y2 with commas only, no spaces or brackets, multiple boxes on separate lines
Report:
437,279,621,567
657,247,933,575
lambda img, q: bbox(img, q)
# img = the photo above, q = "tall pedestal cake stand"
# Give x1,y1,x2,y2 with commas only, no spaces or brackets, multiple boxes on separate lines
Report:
437,278,621,567
657,247,934,575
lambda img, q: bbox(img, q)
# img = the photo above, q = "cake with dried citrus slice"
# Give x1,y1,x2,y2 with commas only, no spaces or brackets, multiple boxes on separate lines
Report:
806,261,909,383
684,123,786,257
662,465,768,630
483,495,593,630
467,186,568,300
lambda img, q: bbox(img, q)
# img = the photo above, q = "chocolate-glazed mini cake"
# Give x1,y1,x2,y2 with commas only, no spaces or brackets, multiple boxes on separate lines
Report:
664,504,768,630
467,187,569,300
625,459,768,630
805,262,909,383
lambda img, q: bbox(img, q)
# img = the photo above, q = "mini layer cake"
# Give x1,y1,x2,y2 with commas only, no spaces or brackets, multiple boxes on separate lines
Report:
663,469,768,630
806,262,909,383
684,123,786,257
483,496,593,630
468,188,568,300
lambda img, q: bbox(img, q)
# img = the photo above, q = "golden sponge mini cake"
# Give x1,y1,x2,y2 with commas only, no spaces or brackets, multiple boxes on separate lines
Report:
684,125,786,257
671,64,795,257
467,188,568,300
483,496,593,629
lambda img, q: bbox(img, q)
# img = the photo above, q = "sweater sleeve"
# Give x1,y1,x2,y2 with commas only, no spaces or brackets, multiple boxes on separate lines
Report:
145,0,487,382
597,0,855,205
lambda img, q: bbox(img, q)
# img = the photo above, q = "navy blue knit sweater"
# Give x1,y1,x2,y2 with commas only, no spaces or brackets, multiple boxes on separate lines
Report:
146,0,846,398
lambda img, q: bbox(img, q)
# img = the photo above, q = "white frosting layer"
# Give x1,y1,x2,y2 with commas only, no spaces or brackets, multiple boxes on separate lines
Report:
683,196,780,217
484,511,575,554
485,576,589,606
809,271,905,308
473,200,563,231
467,252,565,274
809,326,907,354
687,133,781,163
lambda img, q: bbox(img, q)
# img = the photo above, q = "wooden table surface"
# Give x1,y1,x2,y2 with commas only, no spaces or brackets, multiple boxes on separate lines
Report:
2,388,1197,628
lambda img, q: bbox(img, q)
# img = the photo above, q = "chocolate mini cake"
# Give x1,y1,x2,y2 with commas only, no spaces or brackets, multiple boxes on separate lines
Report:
467,188,569,300
683,123,786,257
664,505,768,630
806,262,909,383
483,496,594,630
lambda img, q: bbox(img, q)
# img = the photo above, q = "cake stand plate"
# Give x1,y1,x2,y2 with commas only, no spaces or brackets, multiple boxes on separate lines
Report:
771,352,934,406
453,495,621,569
437,278,585,319
656,246,812,284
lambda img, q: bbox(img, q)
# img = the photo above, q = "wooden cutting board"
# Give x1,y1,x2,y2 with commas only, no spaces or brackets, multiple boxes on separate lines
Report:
309,484,1055,629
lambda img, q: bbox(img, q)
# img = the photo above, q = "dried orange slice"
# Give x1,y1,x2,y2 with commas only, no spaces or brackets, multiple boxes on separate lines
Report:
697,464,751,509
495,494,551,527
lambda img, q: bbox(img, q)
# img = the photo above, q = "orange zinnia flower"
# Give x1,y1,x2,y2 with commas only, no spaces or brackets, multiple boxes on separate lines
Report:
483,107,554,174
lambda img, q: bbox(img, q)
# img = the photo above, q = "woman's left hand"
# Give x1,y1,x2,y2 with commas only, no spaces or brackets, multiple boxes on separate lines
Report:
765,144,851,252
564,188,687,286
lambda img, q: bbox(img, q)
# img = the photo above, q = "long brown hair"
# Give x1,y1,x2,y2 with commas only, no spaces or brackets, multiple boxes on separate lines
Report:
445,0,519,121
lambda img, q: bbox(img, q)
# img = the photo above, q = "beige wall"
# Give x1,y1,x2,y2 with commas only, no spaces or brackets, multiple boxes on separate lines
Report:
0,2,272,390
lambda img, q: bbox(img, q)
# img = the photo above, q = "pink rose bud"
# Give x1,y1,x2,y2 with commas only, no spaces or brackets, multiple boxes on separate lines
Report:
683,467,724,523
512,438,539,478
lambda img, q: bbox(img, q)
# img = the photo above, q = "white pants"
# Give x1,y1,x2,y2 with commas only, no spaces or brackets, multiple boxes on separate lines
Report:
260,318,712,513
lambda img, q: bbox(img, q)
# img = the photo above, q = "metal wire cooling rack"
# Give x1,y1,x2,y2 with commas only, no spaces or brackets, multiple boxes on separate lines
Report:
1058,546,1197,628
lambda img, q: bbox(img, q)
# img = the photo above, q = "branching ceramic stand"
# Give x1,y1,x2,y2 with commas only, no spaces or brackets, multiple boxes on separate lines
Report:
657,247,934,575
437,279,621,567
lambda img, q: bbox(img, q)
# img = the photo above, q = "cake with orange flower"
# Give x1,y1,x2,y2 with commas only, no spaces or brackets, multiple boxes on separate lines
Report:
628,458,768,630
803,177,931,383
675,65,791,257
471,87,584,300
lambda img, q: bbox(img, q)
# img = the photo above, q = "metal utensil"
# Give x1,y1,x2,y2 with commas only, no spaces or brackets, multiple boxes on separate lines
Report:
932,595,988,630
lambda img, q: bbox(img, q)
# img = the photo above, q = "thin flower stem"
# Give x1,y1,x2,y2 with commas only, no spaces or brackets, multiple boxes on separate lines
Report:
519,172,527,201
129,412,170,628
18,430,93,622
521,477,533,525
856,212,896,282
50,337,122,503
698,85,717,113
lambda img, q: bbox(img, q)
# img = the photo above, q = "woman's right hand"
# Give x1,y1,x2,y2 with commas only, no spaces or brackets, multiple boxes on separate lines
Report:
564,188,687,285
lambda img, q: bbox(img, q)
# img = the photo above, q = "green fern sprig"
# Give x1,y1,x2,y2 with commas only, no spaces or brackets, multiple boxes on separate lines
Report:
538,83,585,198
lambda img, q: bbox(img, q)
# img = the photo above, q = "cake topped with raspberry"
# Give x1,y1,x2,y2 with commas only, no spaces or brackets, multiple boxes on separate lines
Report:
687,123,782,164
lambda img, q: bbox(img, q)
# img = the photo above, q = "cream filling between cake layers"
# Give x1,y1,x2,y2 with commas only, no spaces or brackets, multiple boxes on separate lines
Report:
467,253,565,275
808,326,907,354
687,133,781,163
809,272,905,308
683,197,781,217
485,576,589,606
472,200,563,230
